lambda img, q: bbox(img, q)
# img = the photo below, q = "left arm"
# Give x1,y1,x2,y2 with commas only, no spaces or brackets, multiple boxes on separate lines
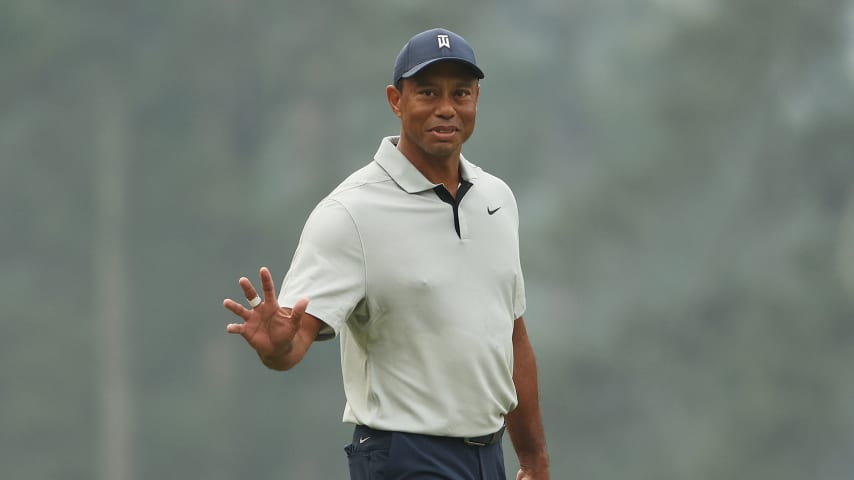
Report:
505,316,550,480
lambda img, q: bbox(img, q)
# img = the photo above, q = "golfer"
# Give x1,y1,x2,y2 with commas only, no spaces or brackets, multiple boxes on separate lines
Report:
224,27,550,480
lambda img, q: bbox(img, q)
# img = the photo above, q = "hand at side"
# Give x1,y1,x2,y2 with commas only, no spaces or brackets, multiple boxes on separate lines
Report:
516,466,550,480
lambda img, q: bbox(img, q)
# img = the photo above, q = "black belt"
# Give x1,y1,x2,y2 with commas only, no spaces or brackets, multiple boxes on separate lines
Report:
462,425,505,447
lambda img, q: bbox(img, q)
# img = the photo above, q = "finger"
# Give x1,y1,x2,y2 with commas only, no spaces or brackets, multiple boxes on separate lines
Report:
223,298,250,320
259,267,278,306
225,322,245,334
239,277,260,303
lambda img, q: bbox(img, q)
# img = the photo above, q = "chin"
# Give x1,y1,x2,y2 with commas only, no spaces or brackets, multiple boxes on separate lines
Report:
425,143,460,158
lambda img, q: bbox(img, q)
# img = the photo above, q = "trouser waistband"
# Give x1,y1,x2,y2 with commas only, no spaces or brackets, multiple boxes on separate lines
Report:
354,424,505,447
462,425,505,446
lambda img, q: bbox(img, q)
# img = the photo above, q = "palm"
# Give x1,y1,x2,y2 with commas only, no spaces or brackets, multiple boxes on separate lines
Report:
223,267,309,359
240,303,300,357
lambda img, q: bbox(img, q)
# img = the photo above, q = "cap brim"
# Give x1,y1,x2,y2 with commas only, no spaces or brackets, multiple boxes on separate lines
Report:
400,58,485,81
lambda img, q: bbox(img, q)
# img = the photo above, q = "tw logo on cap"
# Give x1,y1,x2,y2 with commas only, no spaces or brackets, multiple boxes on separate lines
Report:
437,34,451,49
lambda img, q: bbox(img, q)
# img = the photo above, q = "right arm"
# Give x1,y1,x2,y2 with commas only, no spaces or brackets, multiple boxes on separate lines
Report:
226,200,362,369
223,266,326,371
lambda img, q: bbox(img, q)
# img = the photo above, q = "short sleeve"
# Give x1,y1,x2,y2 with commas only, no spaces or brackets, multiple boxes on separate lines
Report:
279,198,365,339
510,191,526,319
513,270,526,319
513,199,526,319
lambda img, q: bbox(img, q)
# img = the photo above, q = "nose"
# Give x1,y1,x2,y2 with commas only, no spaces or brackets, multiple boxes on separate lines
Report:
435,94,455,119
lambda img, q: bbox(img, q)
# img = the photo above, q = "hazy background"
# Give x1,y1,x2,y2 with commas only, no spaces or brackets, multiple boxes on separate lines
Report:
3,0,854,478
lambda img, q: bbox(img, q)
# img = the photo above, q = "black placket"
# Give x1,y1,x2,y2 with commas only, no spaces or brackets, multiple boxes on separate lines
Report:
433,180,472,239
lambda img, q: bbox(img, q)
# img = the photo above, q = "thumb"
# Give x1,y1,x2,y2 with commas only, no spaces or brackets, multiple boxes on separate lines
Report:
289,297,310,320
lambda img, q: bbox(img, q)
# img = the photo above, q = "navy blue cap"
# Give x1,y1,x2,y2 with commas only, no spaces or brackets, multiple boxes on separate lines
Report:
393,28,484,86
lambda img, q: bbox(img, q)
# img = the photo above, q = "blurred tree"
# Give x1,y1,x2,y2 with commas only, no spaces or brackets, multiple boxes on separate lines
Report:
92,71,133,480
537,0,854,478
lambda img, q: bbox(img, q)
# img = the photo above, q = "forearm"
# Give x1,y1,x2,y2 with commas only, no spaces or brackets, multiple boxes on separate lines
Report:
507,318,550,476
506,374,549,472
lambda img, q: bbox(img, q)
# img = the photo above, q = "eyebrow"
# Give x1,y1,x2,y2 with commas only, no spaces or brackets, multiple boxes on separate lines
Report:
410,78,477,88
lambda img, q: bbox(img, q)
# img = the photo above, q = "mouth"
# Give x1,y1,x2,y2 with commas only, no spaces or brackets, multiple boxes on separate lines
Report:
429,126,459,140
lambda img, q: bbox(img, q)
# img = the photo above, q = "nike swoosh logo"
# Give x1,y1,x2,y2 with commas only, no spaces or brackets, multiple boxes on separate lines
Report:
487,206,501,215
359,436,371,444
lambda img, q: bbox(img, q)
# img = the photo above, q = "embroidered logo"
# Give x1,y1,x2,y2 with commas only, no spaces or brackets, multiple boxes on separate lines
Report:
437,34,451,49
487,206,501,215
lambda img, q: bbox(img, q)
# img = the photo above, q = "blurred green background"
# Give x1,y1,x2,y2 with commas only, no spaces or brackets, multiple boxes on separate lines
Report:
3,0,854,478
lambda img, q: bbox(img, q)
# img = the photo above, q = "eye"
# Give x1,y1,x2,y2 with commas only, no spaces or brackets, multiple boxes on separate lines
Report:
418,89,437,97
455,89,472,98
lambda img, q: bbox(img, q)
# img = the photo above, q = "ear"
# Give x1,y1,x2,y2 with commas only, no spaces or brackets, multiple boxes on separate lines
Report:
386,84,402,118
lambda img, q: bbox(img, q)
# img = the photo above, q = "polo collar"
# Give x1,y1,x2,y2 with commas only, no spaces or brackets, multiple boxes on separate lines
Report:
374,136,479,194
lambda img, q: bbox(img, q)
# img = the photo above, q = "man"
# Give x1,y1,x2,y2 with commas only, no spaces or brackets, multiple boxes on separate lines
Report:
223,28,550,480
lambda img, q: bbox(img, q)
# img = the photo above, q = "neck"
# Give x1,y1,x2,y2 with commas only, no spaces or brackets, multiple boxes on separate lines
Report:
395,136,461,192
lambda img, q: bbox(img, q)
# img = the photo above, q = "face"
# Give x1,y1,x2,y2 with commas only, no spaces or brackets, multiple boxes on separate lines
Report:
386,62,480,164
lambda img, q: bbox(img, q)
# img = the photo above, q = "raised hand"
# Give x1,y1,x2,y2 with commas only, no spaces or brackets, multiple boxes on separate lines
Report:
223,267,309,367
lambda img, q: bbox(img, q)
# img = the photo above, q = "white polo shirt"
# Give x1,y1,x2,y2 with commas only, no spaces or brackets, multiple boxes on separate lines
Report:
279,136,526,437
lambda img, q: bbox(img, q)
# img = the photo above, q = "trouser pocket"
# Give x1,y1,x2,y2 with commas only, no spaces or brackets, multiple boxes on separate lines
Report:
344,426,391,480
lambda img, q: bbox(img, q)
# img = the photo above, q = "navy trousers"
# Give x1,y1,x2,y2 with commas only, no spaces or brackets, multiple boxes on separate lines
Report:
345,425,506,480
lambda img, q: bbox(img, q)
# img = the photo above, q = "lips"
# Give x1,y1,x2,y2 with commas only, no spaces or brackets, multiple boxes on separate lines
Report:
430,126,458,133
429,126,459,140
